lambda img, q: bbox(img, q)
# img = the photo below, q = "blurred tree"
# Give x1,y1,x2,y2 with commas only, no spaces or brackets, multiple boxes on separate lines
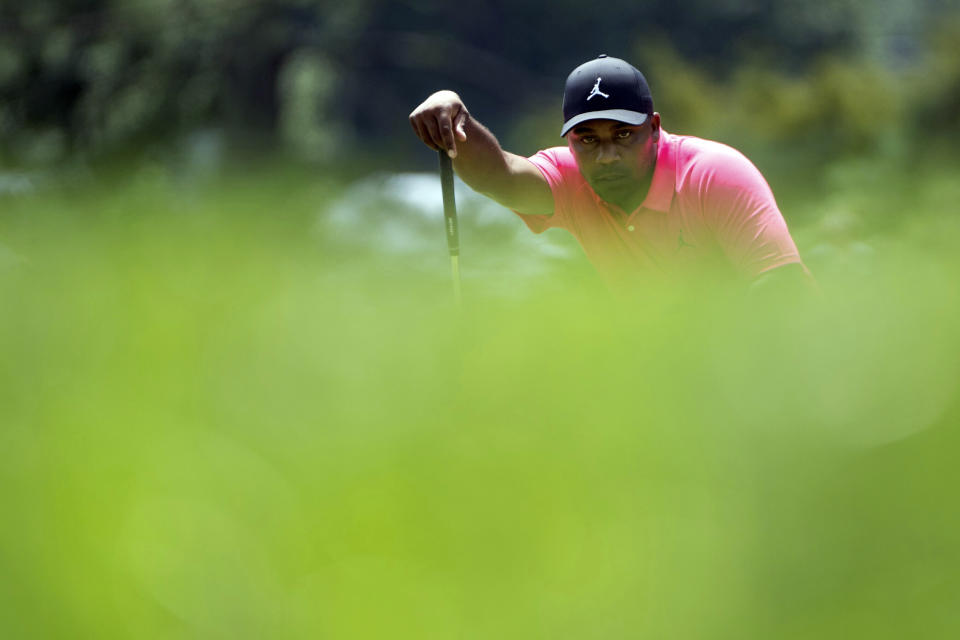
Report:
0,0,957,166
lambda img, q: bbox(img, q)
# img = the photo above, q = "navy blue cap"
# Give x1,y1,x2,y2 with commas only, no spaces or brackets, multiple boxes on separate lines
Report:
561,55,654,137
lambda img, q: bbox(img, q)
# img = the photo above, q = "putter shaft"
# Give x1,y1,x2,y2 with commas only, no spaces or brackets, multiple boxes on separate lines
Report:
438,151,462,302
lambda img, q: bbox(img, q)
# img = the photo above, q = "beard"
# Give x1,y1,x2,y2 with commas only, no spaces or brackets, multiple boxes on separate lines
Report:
587,174,640,208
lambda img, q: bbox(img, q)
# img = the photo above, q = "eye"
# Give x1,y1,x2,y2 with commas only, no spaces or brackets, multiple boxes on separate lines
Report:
615,130,632,139
579,136,597,145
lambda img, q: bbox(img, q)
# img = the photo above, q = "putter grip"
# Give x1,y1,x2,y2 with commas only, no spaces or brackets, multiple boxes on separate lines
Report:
438,151,460,257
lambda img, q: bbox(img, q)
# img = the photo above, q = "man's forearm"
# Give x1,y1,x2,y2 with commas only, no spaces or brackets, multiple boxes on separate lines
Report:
450,113,517,198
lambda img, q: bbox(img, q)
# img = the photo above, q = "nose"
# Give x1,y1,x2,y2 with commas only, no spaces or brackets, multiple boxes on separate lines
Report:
596,142,620,164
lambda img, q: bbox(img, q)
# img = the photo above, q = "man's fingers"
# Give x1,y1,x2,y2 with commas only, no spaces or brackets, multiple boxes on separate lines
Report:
453,109,468,142
421,115,445,153
409,92,467,156
439,111,458,158
412,118,439,151
409,117,427,148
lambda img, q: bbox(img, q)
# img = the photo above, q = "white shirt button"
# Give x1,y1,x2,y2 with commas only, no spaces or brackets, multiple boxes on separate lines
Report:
627,225,635,232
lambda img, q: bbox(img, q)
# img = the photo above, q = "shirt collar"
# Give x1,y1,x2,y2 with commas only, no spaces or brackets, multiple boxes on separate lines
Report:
640,129,676,213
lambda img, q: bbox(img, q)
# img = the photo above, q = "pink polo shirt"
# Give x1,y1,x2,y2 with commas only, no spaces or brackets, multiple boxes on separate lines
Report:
516,130,804,289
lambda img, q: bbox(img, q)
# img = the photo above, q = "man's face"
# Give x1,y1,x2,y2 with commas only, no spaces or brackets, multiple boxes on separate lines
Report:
567,114,661,208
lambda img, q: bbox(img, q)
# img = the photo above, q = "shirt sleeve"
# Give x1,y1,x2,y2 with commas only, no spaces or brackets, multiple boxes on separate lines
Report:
512,148,568,234
695,148,803,279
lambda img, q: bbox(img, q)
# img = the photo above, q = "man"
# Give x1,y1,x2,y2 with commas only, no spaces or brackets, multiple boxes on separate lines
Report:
409,55,811,293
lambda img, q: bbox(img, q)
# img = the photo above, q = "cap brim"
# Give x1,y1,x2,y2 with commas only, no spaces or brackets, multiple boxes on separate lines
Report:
560,110,649,137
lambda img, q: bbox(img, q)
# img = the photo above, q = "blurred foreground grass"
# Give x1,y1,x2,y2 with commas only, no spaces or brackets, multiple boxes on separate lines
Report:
1,161,959,638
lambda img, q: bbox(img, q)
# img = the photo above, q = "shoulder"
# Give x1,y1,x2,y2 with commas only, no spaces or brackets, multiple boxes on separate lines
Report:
529,146,577,171
673,134,772,196
674,135,757,175
528,146,584,187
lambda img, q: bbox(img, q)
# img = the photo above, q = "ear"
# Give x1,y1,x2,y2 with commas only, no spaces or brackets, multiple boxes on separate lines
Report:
650,113,661,142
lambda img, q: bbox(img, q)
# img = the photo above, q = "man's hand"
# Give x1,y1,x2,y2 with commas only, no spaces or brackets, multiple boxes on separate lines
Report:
407,90,553,216
409,91,469,158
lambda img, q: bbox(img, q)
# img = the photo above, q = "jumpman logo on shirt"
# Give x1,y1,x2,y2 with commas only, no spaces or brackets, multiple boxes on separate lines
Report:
587,78,610,101
678,230,696,250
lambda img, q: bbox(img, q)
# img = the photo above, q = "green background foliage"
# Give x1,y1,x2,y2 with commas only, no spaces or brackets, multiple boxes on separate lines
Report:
1,0,960,166
1,165,959,637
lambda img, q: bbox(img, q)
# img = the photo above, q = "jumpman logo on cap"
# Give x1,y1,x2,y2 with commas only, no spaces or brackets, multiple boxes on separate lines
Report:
587,77,610,101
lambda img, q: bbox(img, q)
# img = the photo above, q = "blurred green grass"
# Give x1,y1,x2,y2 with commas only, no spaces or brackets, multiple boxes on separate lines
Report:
1,160,959,638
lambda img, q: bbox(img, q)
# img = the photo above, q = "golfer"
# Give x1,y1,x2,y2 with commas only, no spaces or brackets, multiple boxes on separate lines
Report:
409,55,812,292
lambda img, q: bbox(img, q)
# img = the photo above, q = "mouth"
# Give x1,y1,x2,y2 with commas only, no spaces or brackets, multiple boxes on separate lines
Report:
592,172,627,183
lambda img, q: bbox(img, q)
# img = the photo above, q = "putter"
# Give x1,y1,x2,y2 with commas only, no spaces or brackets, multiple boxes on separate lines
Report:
438,150,462,303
